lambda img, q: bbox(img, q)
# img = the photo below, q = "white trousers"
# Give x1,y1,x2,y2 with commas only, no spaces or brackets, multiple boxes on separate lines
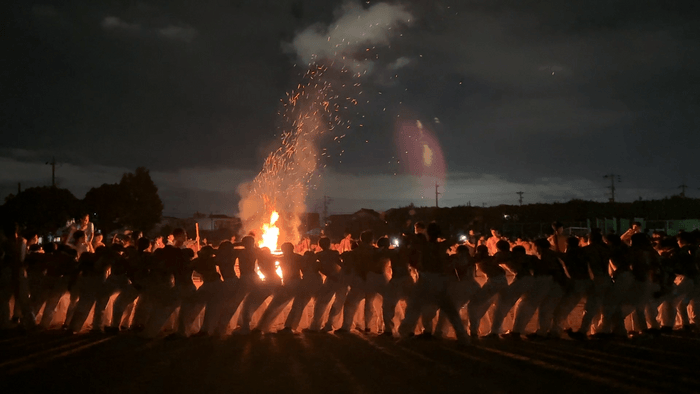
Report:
434,278,480,337
255,280,302,332
310,275,349,331
93,274,130,329
551,279,593,335
660,275,695,328
1,266,36,330
212,275,261,336
239,280,278,332
468,276,508,336
341,272,387,332
203,279,238,336
382,275,415,334
183,280,224,335
398,272,469,341
285,275,323,331
577,276,612,335
67,275,104,332
512,276,553,334
600,271,635,334
535,280,565,336
489,276,535,335
38,276,71,329
141,283,183,338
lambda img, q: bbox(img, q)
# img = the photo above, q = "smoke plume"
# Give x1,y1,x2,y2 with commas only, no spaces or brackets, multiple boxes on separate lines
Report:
288,1,413,74
238,2,413,244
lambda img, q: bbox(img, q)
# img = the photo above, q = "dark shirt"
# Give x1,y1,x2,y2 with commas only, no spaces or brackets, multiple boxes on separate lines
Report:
128,251,152,289
388,247,411,279
676,245,699,277
583,243,610,279
280,252,303,283
300,253,321,280
503,253,531,279
540,249,568,287
52,250,79,277
453,253,476,281
25,252,47,273
77,252,100,276
629,246,654,282
609,244,631,278
340,251,354,276
192,256,222,283
257,253,278,284
215,247,238,281
562,248,590,280
237,248,257,277
481,251,508,278
420,241,450,274
157,245,194,287
1,238,23,271
317,249,342,279
351,243,379,279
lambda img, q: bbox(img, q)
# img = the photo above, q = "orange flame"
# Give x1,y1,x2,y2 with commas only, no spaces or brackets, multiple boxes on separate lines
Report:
255,212,285,282
258,211,280,251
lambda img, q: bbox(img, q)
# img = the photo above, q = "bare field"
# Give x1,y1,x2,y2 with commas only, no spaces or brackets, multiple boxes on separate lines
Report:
1,329,699,394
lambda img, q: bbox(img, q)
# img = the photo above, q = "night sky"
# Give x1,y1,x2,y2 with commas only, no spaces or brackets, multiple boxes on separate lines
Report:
2,0,699,217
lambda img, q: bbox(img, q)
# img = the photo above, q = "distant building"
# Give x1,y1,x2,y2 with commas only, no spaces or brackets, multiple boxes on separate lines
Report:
195,214,241,231
300,212,321,234
326,208,390,241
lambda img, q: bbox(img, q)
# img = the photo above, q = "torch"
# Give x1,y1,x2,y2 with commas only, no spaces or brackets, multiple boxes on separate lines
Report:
195,222,201,252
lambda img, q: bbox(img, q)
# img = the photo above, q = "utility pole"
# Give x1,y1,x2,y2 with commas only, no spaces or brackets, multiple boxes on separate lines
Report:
603,174,621,203
17,183,21,195
516,191,524,206
46,157,56,187
322,195,332,226
435,182,441,208
679,183,689,198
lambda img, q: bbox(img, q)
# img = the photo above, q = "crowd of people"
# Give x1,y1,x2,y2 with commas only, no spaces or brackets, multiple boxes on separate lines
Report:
1,215,699,345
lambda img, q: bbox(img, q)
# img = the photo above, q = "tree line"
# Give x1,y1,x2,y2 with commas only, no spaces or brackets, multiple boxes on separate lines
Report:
1,167,164,236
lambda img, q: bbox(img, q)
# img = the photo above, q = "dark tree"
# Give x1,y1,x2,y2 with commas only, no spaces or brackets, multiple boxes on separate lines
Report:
118,167,164,233
83,183,128,234
0,187,79,234
83,167,164,234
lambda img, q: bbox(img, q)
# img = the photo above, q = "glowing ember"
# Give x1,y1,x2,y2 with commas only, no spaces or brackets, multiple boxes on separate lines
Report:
238,65,353,246
258,211,280,251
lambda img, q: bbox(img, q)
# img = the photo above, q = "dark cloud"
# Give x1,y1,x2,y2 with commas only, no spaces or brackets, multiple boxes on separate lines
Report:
2,0,699,215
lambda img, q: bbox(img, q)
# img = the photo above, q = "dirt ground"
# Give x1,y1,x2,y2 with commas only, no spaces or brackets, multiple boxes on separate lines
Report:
1,328,699,394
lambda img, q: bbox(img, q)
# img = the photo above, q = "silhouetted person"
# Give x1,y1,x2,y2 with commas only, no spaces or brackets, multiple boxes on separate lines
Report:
309,237,345,332
399,223,470,345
